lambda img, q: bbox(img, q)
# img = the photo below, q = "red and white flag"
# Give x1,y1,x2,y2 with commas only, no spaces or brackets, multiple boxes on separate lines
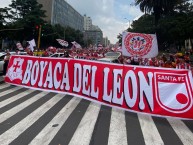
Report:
56,39,69,47
97,44,103,50
122,32,158,58
27,39,36,52
117,46,122,51
16,42,24,50
71,41,81,49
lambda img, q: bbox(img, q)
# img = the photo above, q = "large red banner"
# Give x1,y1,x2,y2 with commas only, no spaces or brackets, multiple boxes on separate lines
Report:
5,55,193,119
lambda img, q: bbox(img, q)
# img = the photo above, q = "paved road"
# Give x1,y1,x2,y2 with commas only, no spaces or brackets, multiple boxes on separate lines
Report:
0,75,4,83
0,78,193,145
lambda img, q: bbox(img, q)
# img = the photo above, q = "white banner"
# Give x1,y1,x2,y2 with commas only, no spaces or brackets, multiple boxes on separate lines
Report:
56,39,69,47
71,41,81,49
122,32,158,58
27,39,36,52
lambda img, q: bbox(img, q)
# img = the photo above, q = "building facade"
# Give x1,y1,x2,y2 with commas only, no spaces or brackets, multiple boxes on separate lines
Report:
37,0,84,31
84,30,103,46
83,14,92,30
82,14,104,46
103,37,110,47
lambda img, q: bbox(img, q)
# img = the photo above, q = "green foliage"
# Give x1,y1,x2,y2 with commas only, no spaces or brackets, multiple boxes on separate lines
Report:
130,14,156,33
0,0,46,43
41,24,84,48
0,0,85,49
134,0,188,25
84,39,93,47
118,1,193,51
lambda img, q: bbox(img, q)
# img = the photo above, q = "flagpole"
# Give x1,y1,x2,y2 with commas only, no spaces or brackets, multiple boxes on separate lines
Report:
38,25,42,49
63,27,66,49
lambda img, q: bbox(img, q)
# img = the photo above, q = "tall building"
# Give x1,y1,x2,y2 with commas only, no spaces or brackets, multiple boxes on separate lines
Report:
37,0,84,31
103,37,110,47
84,14,92,30
84,29,103,46
82,14,103,46
91,25,101,31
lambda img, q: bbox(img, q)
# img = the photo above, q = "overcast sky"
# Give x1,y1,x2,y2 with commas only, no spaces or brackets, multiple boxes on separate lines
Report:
0,0,143,44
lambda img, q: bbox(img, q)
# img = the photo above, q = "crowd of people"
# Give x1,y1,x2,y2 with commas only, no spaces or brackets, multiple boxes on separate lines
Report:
122,52,192,69
2,46,193,77
2,50,11,76
38,47,193,71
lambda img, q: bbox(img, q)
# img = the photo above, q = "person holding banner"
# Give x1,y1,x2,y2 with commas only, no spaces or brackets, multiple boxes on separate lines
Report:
184,52,190,63
3,51,11,76
63,50,69,58
15,49,20,55
42,49,49,57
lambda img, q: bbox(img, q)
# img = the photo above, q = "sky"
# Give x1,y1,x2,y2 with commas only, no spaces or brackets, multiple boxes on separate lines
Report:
0,0,143,44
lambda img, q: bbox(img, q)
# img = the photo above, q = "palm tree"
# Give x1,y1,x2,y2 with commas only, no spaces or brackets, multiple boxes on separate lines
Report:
134,0,187,26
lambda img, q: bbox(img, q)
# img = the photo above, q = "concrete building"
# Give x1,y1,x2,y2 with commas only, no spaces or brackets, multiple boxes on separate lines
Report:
82,15,103,46
103,37,110,47
91,25,101,31
37,0,84,31
84,14,92,30
84,29,103,46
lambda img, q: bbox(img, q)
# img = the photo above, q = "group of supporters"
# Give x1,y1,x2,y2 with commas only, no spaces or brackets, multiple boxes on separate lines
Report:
9,46,193,71
39,46,108,58
30,46,192,70
122,52,192,70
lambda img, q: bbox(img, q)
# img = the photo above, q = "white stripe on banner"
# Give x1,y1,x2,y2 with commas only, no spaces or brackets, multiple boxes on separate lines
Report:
138,114,164,145
0,91,48,124
0,89,35,108
167,118,193,145
188,71,193,90
69,102,101,145
108,108,127,145
29,97,81,145
0,93,63,145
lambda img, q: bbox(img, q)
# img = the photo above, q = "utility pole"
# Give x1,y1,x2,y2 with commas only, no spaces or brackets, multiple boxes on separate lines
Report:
37,25,42,49
1,39,4,50
64,26,67,40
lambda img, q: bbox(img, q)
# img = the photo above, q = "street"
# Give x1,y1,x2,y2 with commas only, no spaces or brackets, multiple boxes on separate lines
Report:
0,76,193,145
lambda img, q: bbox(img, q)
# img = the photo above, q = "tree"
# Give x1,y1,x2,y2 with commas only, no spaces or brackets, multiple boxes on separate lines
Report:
122,1,193,51
40,24,85,49
130,14,155,33
84,39,93,47
0,8,9,27
0,0,86,49
117,33,122,45
134,0,187,26
40,23,56,48
2,0,46,42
